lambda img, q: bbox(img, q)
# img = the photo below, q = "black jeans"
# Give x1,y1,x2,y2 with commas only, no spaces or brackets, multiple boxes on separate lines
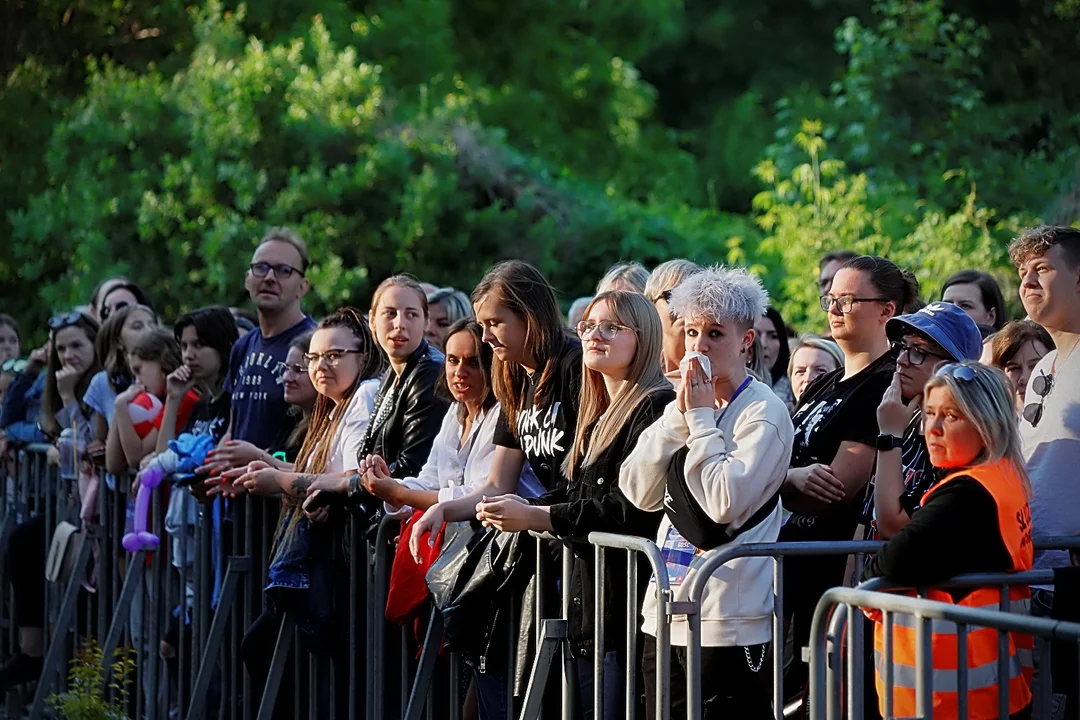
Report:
6,514,46,628
641,635,771,720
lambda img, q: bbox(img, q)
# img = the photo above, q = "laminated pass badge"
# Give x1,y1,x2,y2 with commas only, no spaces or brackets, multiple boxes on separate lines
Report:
656,525,704,586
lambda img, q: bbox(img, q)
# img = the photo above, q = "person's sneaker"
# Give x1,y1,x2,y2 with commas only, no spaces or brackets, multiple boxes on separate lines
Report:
0,652,43,690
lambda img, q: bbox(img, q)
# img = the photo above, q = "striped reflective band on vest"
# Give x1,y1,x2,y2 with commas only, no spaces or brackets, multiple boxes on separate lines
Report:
873,651,1022,692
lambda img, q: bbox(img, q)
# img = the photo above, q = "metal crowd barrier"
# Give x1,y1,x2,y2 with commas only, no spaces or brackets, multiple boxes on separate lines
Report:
808,582,1080,720
4,440,1079,720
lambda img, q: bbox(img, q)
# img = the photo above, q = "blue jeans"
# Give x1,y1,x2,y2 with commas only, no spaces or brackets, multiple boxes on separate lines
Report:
575,651,622,720
473,670,509,720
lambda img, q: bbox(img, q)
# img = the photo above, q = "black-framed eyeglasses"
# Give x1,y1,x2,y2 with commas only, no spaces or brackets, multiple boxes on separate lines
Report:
820,295,887,315
891,340,950,367
249,262,305,279
301,348,364,370
576,320,635,341
1022,371,1053,428
48,311,83,330
1,359,28,374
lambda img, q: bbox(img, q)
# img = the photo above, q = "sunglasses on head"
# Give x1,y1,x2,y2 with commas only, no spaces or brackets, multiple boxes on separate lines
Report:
2,359,28,374
1022,371,1053,428
100,301,131,320
48,311,83,330
935,363,977,382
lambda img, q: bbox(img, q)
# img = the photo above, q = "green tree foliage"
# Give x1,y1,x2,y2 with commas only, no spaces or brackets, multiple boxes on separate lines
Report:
2,0,1079,340
6,6,747,330
754,121,1026,332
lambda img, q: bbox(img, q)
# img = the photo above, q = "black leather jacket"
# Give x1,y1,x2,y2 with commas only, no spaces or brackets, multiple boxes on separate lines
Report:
356,339,448,479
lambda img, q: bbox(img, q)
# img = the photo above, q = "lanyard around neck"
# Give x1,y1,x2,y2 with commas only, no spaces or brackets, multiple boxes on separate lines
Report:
717,375,753,424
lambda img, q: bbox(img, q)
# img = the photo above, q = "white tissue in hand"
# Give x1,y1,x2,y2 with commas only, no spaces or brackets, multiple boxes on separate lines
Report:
680,351,711,380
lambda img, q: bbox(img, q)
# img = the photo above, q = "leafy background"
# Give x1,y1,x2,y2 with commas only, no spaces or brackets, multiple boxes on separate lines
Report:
2,0,1079,339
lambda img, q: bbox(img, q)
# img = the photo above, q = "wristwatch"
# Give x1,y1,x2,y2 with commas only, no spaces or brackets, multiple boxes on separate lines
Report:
876,433,903,451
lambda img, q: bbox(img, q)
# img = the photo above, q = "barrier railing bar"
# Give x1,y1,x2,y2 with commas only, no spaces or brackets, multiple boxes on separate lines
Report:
772,555,783,720
185,556,251,720
586,532,670,720
403,608,443,720
594,545,604,720
101,549,148,686
824,603,844,720
29,524,97,719
625,549,636,720
256,613,296,720
810,587,1080,720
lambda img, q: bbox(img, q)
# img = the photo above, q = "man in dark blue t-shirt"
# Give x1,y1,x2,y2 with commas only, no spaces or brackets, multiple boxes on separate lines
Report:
219,227,317,453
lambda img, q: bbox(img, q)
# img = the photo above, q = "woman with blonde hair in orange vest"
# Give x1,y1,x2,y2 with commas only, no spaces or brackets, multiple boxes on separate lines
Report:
862,360,1033,719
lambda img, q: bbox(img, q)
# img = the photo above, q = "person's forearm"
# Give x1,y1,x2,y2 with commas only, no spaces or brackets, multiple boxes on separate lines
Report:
156,397,183,453
105,421,128,475
388,486,439,512
438,483,501,521
873,449,908,539
112,403,145,468
279,471,349,498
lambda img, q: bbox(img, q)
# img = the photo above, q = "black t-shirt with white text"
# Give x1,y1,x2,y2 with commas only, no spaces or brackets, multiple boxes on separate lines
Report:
493,339,583,492
183,391,232,445
781,350,896,543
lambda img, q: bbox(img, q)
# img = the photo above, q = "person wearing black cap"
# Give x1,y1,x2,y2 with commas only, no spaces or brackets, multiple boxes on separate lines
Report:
867,301,983,539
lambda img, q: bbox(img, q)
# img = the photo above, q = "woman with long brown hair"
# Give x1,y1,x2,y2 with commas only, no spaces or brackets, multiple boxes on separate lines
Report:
410,260,583,720
476,291,675,719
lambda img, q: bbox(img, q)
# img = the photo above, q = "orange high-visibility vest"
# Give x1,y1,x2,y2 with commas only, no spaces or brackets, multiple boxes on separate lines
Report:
872,458,1033,719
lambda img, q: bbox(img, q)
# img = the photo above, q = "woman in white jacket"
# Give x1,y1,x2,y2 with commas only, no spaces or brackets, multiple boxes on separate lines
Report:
619,265,794,720
359,319,540,511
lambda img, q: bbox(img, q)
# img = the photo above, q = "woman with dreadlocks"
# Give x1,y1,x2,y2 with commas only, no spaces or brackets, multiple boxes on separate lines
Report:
233,307,385,719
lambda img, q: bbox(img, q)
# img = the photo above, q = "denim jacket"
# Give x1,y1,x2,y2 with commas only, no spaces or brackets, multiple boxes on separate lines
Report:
0,372,47,444
266,503,347,646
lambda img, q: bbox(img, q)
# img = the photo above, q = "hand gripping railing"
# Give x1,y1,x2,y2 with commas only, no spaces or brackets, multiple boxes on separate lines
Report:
586,531,676,720
808,582,1080,720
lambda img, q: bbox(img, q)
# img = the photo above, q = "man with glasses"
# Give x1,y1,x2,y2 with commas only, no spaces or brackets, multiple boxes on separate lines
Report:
208,228,317,472
864,301,982,540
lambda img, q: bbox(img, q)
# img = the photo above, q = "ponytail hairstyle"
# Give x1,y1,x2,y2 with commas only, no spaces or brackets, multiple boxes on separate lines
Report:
471,261,569,441
96,304,159,391
923,361,1031,497
840,256,920,318
41,312,102,437
173,306,240,388
128,328,184,380
562,291,669,477
436,319,496,425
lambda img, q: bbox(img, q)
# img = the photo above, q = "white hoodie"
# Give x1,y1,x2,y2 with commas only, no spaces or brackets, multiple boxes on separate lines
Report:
619,378,794,647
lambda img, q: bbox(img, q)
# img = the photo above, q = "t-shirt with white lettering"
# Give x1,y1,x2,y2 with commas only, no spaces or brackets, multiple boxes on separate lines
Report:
1020,346,1080,573
492,339,583,491
225,316,317,449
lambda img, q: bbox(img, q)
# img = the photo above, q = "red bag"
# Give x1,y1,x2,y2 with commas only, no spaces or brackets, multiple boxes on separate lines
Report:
385,511,446,625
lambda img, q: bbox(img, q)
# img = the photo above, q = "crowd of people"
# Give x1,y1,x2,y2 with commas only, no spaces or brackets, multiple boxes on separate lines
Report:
0,223,1078,720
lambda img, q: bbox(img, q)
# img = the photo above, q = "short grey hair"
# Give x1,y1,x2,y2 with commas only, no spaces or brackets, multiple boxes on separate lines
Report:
426,287,473,324
644,259,700,302
669,265,768,329
596,261,649,295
